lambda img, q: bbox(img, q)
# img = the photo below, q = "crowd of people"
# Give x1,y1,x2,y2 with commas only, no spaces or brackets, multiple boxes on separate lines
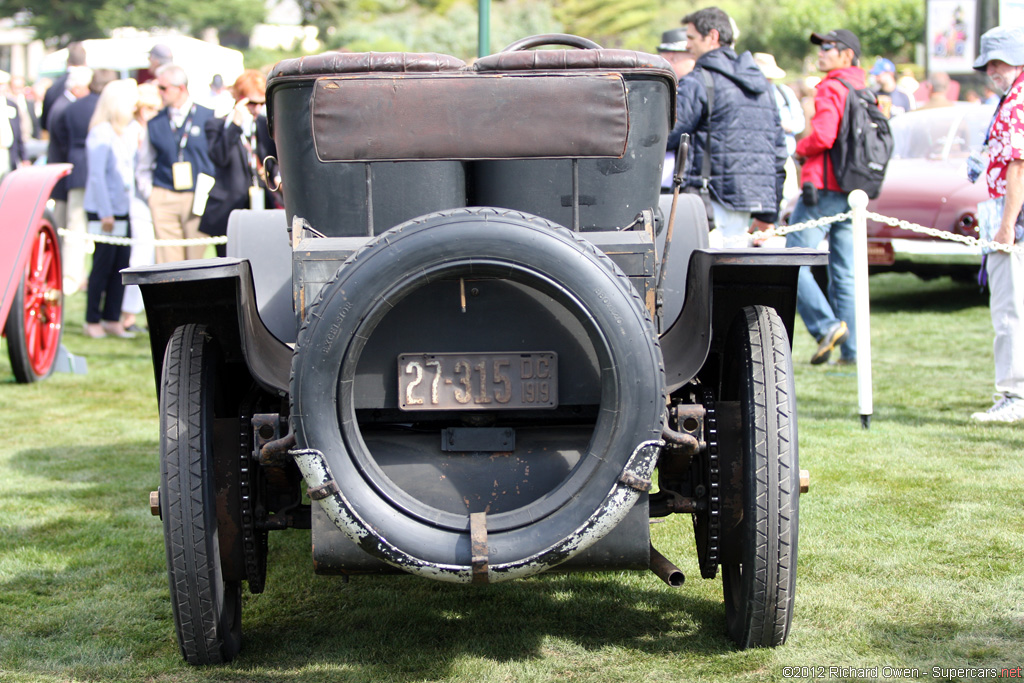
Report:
657,8,1023,423
9,42,279,339
5,18,1017,422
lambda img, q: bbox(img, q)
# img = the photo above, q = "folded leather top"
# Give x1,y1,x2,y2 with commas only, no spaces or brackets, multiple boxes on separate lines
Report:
268,48,674,83
473,48,674,80
268,51,467,81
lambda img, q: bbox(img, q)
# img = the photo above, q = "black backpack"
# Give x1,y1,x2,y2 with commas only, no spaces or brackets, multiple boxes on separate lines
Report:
826,78,894,199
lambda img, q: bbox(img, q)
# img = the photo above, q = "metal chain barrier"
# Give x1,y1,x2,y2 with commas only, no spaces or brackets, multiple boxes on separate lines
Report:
57,228,227,247
715,190,1024,427
862,210,1024,254
742,209,1024,254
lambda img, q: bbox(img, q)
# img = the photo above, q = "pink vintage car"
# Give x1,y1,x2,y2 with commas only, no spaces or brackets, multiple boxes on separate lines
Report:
867,103,994,280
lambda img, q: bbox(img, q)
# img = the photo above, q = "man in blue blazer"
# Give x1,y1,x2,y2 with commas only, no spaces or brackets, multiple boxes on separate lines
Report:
137,64,215,263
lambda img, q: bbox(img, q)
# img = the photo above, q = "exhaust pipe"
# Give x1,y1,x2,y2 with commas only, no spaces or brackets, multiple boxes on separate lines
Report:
650,545,685,587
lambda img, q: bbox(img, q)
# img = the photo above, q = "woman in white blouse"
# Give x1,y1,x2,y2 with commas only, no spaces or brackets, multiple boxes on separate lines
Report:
83,79,140,339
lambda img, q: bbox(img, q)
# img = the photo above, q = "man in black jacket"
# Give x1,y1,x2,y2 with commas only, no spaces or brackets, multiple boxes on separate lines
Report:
54,69,118,288
41,42,85,134
666,6,786,246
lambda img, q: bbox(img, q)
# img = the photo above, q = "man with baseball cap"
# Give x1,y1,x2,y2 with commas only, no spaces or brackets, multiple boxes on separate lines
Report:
969,25,1024,422
785,28,866,366
869,57,912,117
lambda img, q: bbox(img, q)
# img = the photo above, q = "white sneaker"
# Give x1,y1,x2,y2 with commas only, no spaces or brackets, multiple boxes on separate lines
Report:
971,395,1024,423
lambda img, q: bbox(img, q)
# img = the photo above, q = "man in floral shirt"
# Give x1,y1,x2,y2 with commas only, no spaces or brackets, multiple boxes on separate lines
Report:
972,25,1024,422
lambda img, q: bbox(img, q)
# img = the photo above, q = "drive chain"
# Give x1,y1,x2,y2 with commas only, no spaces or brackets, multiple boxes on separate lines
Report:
695,385,721,580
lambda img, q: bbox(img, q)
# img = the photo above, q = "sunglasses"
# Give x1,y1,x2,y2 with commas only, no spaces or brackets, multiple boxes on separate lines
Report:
819,43,841,52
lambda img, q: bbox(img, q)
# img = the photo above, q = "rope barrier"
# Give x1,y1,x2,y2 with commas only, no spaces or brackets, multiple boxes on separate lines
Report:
57,228,227,247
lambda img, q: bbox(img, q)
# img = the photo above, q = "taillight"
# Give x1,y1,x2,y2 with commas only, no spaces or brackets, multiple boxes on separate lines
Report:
957,213,978,237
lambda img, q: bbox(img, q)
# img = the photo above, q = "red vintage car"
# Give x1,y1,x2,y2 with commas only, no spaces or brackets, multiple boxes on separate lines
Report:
867,103,994,280
1,165,72,382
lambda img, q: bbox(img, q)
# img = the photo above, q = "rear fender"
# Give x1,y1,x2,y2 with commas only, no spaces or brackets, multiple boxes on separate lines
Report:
661,248,826,394
123,258,292,398
0,164,72,328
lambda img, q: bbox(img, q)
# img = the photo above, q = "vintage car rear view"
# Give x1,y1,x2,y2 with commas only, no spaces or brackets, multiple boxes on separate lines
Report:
125,35,823,664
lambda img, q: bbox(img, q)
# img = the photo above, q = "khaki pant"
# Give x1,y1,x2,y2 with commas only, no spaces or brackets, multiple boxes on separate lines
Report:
150,186,206,263
987,249,1024,398
60,188,90,293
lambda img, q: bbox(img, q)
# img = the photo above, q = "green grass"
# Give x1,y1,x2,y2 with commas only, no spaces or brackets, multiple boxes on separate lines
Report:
1,274,1022,682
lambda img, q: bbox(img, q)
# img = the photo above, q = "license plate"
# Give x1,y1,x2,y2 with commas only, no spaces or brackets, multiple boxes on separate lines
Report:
398,352,557,411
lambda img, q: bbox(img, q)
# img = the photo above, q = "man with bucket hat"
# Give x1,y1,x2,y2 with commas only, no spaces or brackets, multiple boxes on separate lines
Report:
970,25,1024,422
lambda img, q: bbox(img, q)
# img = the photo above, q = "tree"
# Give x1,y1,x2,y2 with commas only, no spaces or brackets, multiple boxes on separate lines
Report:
846,0,923,63
0,0,265,45
322,0,561,59
727,0,842,73
556,0,659,49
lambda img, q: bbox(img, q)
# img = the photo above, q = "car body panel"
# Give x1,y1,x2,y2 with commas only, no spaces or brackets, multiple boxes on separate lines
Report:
865,104,993,269
0,164,73,328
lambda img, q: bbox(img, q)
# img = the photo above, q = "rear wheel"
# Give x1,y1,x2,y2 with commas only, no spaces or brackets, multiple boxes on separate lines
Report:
160,324,242,665
5,215,63,383
720,305,798,648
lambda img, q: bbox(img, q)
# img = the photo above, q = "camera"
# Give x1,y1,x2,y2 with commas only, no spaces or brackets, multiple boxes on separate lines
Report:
802,182,818,206
966,151,984,184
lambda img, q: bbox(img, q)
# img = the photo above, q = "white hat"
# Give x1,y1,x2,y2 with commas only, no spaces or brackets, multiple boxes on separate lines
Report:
753,53,786,80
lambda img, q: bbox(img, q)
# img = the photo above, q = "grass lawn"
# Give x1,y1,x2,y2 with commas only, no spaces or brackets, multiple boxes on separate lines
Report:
0,273,1021,682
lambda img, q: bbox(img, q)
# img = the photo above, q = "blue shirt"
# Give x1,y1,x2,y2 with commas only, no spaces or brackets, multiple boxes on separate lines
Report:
84,121,138,219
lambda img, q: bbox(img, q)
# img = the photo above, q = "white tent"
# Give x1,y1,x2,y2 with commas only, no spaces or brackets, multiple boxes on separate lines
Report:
39,35,245,97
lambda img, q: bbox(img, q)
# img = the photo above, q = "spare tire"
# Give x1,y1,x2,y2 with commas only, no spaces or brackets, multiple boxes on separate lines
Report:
290,207,664,583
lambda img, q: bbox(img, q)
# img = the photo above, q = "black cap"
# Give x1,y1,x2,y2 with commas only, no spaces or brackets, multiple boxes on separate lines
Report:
658,28,689,52
810,29,861,58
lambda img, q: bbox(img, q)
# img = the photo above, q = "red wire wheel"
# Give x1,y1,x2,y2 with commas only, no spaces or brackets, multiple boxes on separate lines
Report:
5,215,64,383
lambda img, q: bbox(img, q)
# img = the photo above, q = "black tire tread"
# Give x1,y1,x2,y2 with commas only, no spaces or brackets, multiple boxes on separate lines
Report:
161,324,241,665
724,305,797,649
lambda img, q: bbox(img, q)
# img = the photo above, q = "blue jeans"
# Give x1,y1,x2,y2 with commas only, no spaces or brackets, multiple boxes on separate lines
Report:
785,190,856,361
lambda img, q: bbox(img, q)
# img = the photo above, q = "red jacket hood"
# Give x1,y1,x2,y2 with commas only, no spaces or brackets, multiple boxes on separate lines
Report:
796,66,866,191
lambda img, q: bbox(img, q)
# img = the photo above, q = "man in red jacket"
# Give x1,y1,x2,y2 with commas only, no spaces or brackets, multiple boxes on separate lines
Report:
785,29,864,365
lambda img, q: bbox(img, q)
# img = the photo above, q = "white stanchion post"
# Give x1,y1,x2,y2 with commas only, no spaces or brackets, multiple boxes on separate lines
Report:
848,190,873,428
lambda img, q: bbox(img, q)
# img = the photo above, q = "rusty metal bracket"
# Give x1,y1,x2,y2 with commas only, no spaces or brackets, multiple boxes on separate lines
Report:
307,479,339,501
664,404,706,454
470,511,489,584
618,471,652,492
253,413,297,465
649,489,705,517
